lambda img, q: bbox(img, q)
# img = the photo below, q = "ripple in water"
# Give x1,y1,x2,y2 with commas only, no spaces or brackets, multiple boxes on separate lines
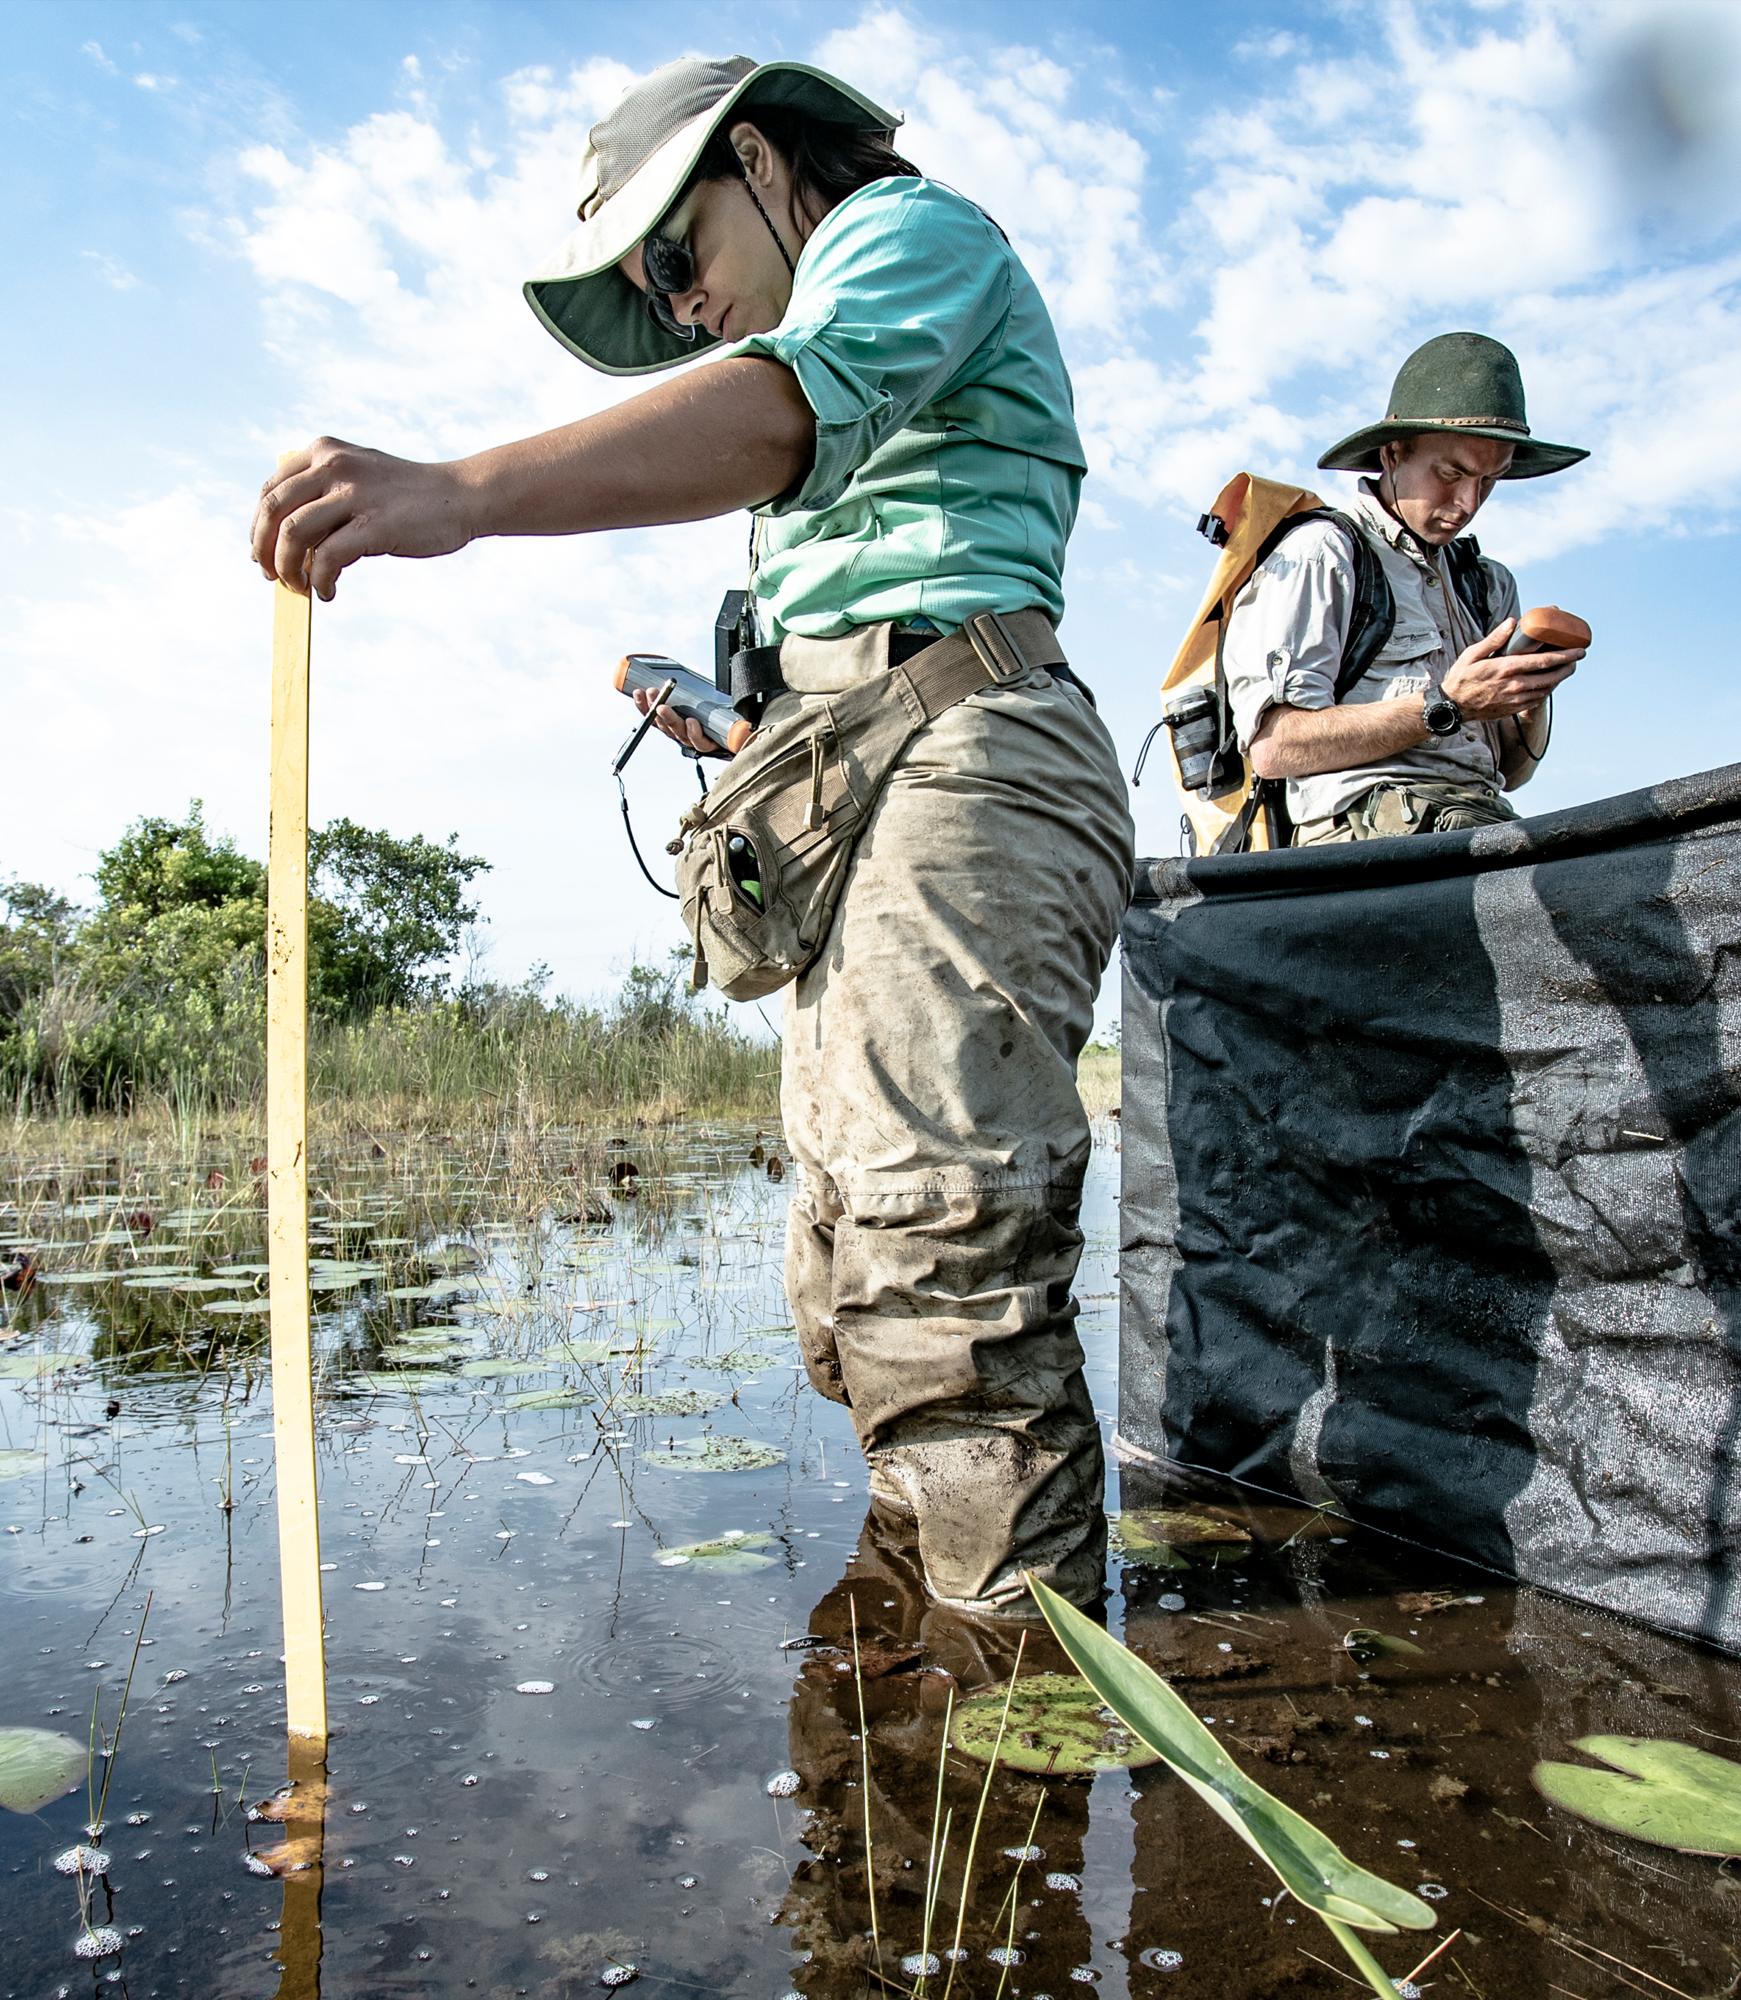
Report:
570,1606,749,1711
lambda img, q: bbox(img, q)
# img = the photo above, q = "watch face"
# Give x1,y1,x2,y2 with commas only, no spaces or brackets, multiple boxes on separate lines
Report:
1423,693,1461,735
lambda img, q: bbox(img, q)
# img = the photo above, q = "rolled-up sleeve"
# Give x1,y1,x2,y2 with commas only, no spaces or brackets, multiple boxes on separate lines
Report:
1221,528,1356,749
722,179,1013,515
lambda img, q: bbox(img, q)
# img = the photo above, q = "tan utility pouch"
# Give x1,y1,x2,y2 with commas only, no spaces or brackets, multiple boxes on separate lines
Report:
669,610,1063,1001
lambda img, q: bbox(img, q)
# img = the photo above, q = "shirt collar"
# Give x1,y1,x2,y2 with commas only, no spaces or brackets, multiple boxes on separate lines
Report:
1351,477,1449,570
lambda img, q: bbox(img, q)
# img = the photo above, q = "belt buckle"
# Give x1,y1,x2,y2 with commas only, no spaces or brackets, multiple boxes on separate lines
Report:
966,610,1028,684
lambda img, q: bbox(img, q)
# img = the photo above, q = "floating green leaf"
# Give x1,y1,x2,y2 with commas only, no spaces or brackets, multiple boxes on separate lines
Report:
642,1436,785,1473
1343,1628,1425,1664
459,1356,552,1380
202,1298,271,1316
0,1450,48,1481
378,1344,465,1367
541,1338,614,1365
505,1387,597,1412
0,1353,82,1379
36,1271,120,1287
613,1389,725,1418
655,1530,775,1572
951,1672,1162,1776
1027,1573,1434,1935
1533,1737,1741,1857
0,1726,86,1813
338,1371,452,1395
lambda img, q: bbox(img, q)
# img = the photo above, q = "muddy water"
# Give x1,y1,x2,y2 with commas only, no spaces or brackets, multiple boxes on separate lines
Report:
1,1131,1737,1999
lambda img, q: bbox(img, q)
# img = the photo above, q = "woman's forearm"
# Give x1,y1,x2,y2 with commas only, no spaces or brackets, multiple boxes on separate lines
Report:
253,354,816,597
457,355,816,536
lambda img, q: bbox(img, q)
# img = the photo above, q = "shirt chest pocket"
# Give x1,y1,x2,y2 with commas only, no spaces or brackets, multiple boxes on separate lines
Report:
1376,616,1441,667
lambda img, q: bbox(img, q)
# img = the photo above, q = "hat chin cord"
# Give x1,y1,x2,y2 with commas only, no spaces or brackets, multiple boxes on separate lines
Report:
736,162,797,277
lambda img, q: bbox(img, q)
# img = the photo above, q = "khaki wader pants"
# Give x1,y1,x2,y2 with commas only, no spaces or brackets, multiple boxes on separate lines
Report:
776,623,1135,1616
1294,779,1518,844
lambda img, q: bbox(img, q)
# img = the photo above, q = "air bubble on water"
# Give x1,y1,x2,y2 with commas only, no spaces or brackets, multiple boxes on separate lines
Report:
393,1855,415,1868
899,1954,941,1979
348,1803,370,1815
1044,1871,1080,1892
986,1947,1024,1968
1002,1844,1044,1862
677,1875,697,1889
529,1869,550,1882
358,1695,380,1706
1070,1968,1099,1984
1157,1592,1186,1612
394,1454,430,1465
1354,1715,1373,1727
125,1812,150,1827
1417,1882,1449,1900
461,1774,480,1787
242,1851,274,1878
54,1846,111,1876
765,1770,802,1798
355,1581,386,1593
132,1525,165,1538
516,1681,555,1695
74,1928,124,1961
600,1965,638,1988
1138,1948,1183,1971
629,1718,656,1731
162,1669,188,1684
517,1472,555,1487
1394,1984,1424,1998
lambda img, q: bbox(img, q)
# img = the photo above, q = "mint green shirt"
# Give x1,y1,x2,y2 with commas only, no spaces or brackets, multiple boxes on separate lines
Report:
723,177,1086,642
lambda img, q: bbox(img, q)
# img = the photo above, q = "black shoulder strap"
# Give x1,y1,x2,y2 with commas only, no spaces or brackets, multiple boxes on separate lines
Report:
1443,535,1491,634
1234,509,1394,702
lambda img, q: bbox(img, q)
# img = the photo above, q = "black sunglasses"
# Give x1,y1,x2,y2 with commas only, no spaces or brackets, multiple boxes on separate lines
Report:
641,230,698,342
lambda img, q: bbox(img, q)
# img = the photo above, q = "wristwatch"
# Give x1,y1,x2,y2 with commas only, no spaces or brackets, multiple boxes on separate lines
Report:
1421,687,1464,737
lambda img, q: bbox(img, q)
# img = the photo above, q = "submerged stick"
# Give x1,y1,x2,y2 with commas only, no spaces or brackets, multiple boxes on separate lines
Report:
267,544,327,1748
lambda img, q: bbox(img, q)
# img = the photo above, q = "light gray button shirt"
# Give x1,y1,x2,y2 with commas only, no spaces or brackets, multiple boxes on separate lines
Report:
1222,480,1523,827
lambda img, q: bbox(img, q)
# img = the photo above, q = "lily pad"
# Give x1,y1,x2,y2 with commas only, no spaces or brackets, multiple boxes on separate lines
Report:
541,1337,615,1365
37,1271,121,1287
1111,1509,1248,1567
460,1356,552,1380
339,1372,452,1395
378,1345,465,1368
613,1389,726,1418
202,1298,272,1316
1533,1737,1741,1857
0,1353,83,1379
0,1726,86,1813
951,1673,1163,1776
504,1387,598,1412
655,1530,775,1572
0,1450,48,1481
642,1437,785,1474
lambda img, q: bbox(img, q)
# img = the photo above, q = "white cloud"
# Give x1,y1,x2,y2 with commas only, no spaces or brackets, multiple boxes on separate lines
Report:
81,251,141,292
81,39,117,75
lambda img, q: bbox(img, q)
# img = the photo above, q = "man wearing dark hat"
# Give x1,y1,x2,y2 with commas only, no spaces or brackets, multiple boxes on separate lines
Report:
1224,332,1590,841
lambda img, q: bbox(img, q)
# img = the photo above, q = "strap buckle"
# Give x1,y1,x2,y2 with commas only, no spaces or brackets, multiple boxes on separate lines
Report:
965,609,1030,685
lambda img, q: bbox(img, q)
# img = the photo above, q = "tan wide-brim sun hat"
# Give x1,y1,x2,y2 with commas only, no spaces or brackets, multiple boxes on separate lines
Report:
1318,331,1589,481
524,54,901,377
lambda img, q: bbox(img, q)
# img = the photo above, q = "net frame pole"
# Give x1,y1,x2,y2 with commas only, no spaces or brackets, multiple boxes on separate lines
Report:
267,553,327,1748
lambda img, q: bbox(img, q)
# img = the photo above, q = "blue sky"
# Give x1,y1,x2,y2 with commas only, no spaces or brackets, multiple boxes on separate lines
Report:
6,0,1739,1026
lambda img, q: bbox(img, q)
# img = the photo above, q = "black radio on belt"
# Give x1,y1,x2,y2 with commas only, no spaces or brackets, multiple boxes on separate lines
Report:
714,589,785,722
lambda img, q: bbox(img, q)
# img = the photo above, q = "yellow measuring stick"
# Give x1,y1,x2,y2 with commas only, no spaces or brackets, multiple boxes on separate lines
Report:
267,539,327,1748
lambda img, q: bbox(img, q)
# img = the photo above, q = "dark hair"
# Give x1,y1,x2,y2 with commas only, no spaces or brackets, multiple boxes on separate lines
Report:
685,101,919,226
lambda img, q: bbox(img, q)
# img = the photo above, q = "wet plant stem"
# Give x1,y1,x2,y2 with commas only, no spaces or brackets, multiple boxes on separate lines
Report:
990,1792,1047,2000
1323,1914,1407,1997
941,1631,1025,2000
89,1588,151,1838
914,1687,955,1995
849,1598,883,1982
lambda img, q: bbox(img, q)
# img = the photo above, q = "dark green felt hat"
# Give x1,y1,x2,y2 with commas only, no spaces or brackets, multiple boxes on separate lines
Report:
1318,331,1588,481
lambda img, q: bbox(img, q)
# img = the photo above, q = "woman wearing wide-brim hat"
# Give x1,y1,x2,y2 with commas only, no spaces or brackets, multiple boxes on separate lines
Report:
253,54,1134,1620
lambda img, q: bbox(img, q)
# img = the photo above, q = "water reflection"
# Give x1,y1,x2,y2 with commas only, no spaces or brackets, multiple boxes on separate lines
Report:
271,1737,329,2000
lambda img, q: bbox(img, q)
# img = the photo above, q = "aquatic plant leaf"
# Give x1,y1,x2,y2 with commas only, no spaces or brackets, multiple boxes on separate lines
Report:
121,1273,199,1289
1532,1737,1741,1857
37,1271,121,1286
1123,1508,1251,1549
339,1371,454,1395
541,1338,614,1365
642,1436,785,1473
0,1726,86,1813
950,1672,1162,1776
505,1387,598,1411
612,1389,726,1418
459,1356,553,1379
1027,1573,1435,1934
655,1530,775,1571
688,1345,790,1374
202,1298,272,1316
0,1450,48,1480
0,1353,82,1379
378,1344,465,1367
1343,1628,1426,1664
